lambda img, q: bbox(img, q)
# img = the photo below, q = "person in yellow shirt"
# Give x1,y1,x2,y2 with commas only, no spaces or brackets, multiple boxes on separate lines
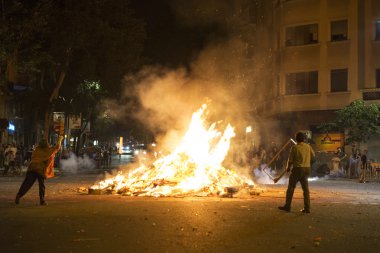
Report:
278,132,315,213
15,135,63,205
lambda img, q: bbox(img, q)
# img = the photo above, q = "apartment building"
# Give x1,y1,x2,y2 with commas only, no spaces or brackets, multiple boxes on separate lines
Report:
252,0,379,141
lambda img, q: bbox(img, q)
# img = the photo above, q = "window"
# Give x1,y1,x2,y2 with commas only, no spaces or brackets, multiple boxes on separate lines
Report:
376,69,380,88
331,20,348,41
285,71,318,95
376,21,380,40
286,24,318,46
331,69,348,92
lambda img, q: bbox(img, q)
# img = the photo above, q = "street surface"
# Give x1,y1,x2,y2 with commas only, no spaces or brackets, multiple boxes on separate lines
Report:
0,170,380,253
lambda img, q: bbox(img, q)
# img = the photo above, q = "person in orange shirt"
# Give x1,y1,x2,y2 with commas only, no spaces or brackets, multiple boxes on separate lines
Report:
15,135,63,205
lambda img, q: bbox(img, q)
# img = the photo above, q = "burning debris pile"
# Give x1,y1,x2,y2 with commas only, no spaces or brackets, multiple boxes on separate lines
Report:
89,104,255,197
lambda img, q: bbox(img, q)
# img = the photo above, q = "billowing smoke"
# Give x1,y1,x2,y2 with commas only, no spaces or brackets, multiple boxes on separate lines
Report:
253,167,288,185
99,0,289,184
102,35,266,152
60,152,96,173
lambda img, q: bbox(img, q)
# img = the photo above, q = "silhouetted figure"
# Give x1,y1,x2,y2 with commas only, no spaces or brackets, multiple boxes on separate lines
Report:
15,136,63,205
278,132,315,213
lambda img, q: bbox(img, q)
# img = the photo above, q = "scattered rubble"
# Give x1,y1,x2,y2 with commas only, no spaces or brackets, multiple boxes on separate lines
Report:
85,182,262,198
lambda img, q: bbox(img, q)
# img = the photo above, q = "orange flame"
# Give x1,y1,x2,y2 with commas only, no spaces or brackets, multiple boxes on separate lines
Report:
90,104,254,196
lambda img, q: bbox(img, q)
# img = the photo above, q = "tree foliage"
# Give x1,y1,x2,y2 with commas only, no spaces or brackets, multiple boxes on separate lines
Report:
1,0,146,139
321,100,380,145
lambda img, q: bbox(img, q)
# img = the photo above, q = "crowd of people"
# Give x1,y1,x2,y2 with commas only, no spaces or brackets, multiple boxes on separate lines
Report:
244,143,287,173
0,141,116,176
0,143,32,176
1,137,374,185
243,140,372,184
332,147,369,183
76,143,114,170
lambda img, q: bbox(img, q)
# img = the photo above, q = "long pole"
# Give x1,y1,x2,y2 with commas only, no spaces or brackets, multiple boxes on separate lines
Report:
273,169,288,183
262,138,296,180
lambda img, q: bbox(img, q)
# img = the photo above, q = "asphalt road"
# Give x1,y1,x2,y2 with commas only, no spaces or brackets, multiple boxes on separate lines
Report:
0,174,380,253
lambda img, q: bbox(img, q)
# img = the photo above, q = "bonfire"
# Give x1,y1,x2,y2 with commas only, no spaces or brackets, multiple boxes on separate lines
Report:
89,104,255,197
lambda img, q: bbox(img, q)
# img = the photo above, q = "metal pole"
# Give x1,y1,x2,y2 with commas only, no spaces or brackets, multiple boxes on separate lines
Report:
262,138,296,180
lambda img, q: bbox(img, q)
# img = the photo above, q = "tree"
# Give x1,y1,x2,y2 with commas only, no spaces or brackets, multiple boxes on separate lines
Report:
1,0,146,141
320,100,380,145
74,80,104,151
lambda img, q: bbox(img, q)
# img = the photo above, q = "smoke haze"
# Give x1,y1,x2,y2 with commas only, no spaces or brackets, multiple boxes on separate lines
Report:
99,0,289,184
60,152,96,173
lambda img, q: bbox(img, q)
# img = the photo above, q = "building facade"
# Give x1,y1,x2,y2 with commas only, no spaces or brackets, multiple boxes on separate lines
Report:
251,0,380,152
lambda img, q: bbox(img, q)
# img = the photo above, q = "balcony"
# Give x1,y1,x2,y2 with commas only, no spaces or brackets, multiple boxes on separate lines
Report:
363,89,380,102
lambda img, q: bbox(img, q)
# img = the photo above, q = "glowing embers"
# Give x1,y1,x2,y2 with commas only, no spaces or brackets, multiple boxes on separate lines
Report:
90,104,254,197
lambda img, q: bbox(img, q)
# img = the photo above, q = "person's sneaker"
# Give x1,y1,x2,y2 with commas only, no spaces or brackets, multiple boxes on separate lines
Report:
300,208,310,213
40,201,48,206
15,196,20,205
278,206,290,212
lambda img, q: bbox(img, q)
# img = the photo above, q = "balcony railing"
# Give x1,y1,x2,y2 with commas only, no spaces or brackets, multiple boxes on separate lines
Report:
363,89,380,101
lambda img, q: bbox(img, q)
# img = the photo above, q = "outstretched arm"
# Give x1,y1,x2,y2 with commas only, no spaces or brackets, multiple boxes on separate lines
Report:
54,135,64,152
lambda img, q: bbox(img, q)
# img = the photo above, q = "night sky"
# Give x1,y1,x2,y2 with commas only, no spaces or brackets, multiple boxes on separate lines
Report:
130,0,227,68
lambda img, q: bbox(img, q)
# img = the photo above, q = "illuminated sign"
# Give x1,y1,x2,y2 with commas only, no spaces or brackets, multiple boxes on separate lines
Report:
8,123,15,131
313,133,344,152
53,112,65,133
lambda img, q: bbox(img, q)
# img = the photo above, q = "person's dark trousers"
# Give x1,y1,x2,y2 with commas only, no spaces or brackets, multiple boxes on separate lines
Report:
16,171,45,202
4,162,16,175
285,167,310,211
